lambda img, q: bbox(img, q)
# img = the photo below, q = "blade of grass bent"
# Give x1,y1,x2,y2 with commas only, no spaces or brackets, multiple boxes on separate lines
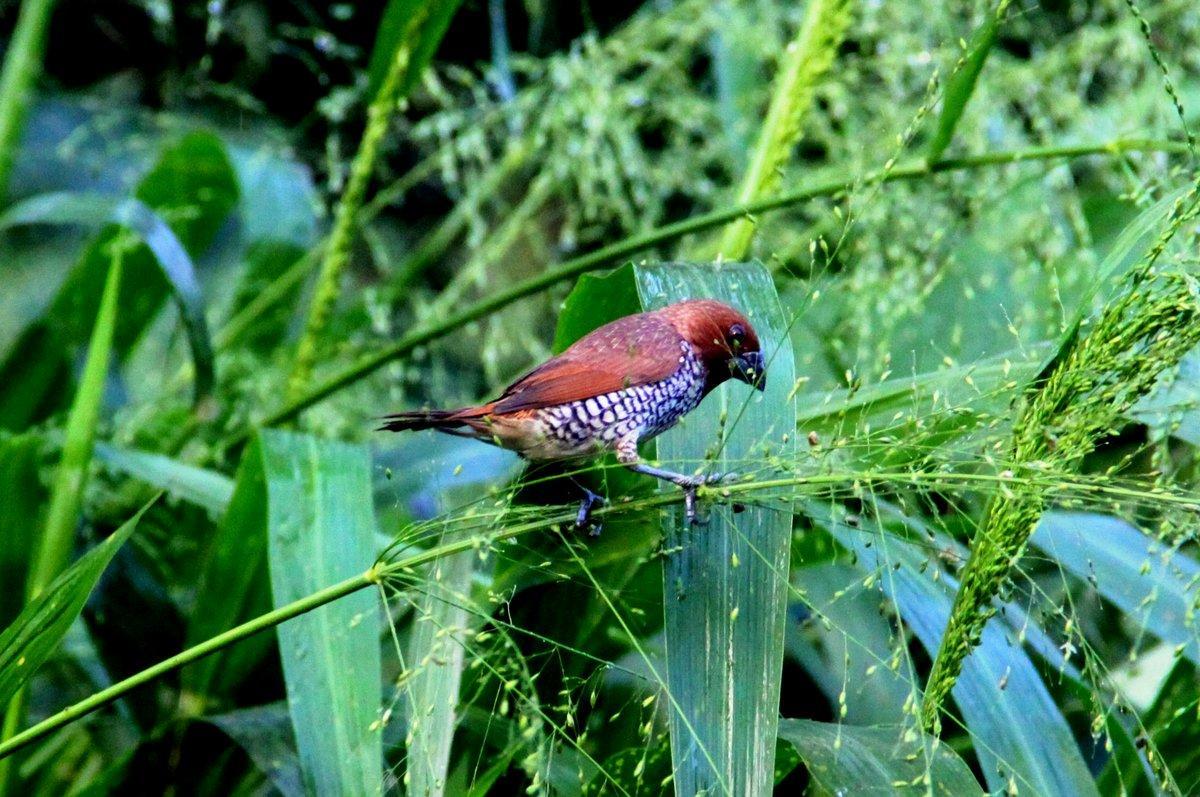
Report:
261,431,382,796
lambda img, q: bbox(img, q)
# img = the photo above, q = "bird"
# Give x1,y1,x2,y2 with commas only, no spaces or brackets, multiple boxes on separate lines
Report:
380,299,766,531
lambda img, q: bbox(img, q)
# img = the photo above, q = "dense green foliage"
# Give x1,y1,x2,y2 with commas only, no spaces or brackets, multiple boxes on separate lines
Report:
1,0,1200,794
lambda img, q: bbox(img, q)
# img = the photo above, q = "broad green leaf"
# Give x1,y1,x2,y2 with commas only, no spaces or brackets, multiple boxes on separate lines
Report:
261,430,382,796
777,718,983,795
558,261,796,795
646,262,795,796
367,0,465,101
227,144,319,248
184,439,273,702
0,500,151,709
404,537,474,797
1032,512,1200,666
0,433,45,628
95,442,233,518
926,3,1005,164
27,254,122,599
814,506,1100,796
788,564,917,725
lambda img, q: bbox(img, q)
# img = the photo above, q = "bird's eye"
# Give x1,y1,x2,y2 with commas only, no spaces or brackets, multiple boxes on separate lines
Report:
728,324,745,350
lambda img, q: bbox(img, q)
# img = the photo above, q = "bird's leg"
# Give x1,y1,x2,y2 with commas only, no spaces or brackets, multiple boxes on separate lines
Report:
616,438,733,525
573,484,606,537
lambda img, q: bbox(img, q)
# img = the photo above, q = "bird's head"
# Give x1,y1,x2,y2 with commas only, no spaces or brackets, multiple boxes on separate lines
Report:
659,299,766,393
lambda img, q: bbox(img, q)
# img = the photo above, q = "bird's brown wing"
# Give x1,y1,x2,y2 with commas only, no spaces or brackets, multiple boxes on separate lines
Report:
480,312,684,415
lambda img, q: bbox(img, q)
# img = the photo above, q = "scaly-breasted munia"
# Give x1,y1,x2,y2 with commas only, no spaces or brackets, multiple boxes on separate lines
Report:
381,299,766,529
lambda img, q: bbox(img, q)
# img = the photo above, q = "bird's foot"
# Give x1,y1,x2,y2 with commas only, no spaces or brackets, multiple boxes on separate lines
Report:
677,472,737,525
575,488,606,537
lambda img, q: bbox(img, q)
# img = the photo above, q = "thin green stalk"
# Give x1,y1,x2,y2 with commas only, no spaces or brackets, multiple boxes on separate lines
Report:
3,465,1197,762
0,0,55,199
232,137,1187,440
0,570,375,761
27,244,124,598
285,10,426,399
216,245,322,351
718,0,851,259
387,137,532,298
0,239,124,793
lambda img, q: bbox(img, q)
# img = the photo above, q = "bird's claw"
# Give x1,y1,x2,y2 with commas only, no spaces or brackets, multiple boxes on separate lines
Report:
683,485,702,525
575,488,605,537
680,472,735,525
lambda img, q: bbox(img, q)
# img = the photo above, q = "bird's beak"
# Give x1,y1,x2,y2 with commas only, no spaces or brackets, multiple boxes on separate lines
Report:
729,351,766,391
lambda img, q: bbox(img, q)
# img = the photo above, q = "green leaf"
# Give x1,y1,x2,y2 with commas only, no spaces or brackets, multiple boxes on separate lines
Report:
816,507,1100,796
261,430,382,796
367,0,465,102
1032,512,1200,666
27,252,122,599
0,432,45,629
926,3,1005,164
184,439,273,702
0,131,237,421
404,537,474,797
778,718,982,795
0,500,152,709
0,190,215,405
788,564,916,725
559,261,797,795
95,442,233,518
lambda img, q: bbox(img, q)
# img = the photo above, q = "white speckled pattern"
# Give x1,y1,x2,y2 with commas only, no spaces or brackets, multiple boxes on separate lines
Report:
526,340,707,459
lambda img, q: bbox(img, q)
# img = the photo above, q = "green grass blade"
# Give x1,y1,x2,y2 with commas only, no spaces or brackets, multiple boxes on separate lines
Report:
0,0,54,197
638,262,796,795
182,437,274,704
818,507,1099,795
777,719,982,795
0,499,152,709
717,0,851,259
0,188,218,406
554,261,796,793
27,250,122,599
260,430,382,796
1033,512,1200,665
404,540,474,796
367,0,464,102
94,442,233,518
926,1,1008,164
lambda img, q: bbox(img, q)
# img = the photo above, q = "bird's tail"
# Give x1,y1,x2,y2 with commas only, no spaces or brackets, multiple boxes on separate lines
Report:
377,408,477,433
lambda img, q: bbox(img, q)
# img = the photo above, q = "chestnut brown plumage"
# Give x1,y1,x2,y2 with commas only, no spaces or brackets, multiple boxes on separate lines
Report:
380,299,766,529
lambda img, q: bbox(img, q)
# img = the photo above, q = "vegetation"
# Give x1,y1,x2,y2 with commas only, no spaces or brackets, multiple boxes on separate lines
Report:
1,0,1199,793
